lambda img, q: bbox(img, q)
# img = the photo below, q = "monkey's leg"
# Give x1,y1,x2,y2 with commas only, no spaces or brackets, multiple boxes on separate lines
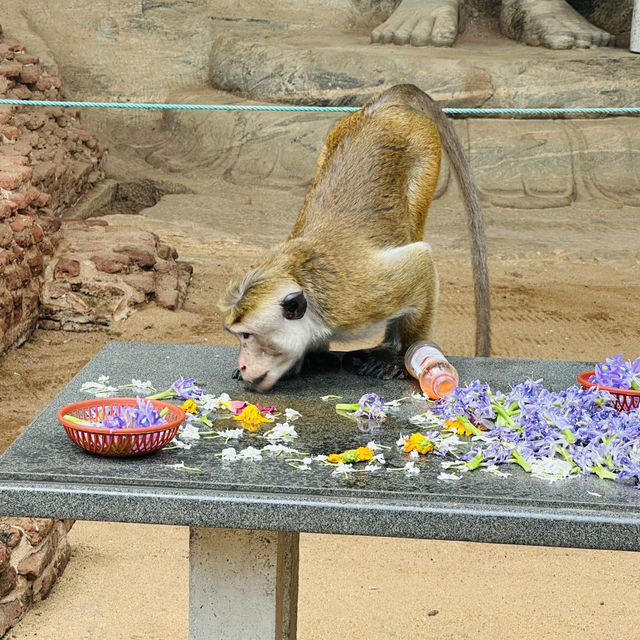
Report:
344,242,438,380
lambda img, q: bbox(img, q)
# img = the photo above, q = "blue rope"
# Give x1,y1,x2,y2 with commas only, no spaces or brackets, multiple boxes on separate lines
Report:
0,98,639,116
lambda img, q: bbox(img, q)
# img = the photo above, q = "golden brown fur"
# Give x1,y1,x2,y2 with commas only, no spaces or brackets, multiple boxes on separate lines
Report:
220,84,490,390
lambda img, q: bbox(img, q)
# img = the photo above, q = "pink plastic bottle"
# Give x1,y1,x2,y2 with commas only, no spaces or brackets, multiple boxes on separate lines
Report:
404,341,459,400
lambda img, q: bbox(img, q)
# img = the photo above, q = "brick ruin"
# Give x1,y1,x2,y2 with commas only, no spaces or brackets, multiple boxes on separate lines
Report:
0,519,73,637
0,26,191,636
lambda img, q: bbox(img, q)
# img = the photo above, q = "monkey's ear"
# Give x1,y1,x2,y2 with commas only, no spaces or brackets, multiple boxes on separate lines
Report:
281,291,307,320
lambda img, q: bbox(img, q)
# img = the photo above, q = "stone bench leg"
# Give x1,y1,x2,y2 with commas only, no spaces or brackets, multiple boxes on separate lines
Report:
189,527,299,640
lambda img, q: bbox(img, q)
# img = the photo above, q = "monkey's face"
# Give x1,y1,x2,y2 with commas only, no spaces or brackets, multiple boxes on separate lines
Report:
226,289,322,392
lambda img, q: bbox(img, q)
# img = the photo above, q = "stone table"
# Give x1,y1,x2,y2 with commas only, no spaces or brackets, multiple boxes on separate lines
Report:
1,342,639,639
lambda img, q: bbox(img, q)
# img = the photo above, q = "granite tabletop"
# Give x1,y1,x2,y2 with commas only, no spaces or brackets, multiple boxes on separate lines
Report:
0,341,638,551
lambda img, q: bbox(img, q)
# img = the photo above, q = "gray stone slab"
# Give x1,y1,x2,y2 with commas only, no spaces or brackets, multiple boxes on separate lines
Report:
1,342,639,551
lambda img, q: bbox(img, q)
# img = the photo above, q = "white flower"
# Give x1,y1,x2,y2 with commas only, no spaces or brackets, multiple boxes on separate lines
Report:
120,379,155,393
199,393,231,412
80,379,119,397
262,444,298,455
403,461,420,475
409,413,437,426
366,441,384,451
264,422,298,441
284,408,302,421
409,449,419,458
296,457,313,471
179,423,201,441
530,457,574,482
484,465,511,478
331,462,355,476
167,460,201,472
440,460,468,471
437,472,462,481
215,428,244,440
396,434,410,446
364,462,382,473
313,454,328,462
238,446,263,461
220,447,239,462
372,453,386,465
169,437,192,450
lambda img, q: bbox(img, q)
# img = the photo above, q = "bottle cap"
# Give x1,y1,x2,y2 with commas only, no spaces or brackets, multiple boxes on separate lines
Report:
431,372,457,399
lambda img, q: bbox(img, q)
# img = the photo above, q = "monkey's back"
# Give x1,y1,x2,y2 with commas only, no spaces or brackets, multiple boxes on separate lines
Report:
291,97,442,247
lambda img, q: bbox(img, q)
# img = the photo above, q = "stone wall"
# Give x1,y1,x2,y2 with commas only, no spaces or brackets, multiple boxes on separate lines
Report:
0,518,73,636
0,25,107,354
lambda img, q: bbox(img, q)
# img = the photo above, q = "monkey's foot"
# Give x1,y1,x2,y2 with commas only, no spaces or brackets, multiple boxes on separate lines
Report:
370,0,461,47
500,0,614,49
342,348,408,380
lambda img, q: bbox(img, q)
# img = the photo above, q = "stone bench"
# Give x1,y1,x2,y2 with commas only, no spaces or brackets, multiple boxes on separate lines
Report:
0,342,638,639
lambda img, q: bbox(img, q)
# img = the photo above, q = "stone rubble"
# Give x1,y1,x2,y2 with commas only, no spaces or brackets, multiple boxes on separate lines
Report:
39,219,193,329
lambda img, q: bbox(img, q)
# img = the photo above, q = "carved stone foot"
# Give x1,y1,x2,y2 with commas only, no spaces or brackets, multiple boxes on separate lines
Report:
371,0,461,47
500,0,614,49
342,348,408,380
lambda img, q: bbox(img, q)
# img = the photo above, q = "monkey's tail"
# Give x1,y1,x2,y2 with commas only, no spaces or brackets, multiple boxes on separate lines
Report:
370,84,491,357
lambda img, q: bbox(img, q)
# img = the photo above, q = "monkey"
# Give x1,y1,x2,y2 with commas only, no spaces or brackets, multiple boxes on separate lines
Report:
219,83,490,392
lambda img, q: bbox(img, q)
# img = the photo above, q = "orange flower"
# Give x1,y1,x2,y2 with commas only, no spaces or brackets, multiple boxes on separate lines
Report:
232,404,273,431
356,447,374,461
444,419,487,436
327,453,343,463
181,399,199,414
403,433,434,455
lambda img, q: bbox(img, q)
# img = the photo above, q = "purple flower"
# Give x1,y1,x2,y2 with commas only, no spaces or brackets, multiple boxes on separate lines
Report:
99,398,168,431
170,377,205,400
354,393,386,421
630,357,640,390
592,354,632,389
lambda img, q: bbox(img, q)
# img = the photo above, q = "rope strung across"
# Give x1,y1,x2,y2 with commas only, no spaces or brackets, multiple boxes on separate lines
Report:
0,98,639,117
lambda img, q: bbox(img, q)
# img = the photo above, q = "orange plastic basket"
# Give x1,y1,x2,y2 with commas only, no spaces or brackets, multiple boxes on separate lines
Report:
58,397,186,457
577,371,640,412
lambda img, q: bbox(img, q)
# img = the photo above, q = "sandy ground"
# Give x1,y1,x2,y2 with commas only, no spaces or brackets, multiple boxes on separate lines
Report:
1,137,640,638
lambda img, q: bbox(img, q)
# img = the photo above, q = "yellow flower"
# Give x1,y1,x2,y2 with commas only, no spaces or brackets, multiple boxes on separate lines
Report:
403,433,434,455
232,404,273,431
327,453,343,463
444,419,487,436
444,419,472,436
181,399,199,414
356,447,374,461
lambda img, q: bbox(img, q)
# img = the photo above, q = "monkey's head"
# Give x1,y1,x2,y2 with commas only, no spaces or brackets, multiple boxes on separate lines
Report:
220,262,328,392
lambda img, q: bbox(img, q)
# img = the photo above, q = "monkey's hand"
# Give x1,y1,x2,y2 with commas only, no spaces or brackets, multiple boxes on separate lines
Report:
342,348,408,380
299,350,343,375
232,368,242,380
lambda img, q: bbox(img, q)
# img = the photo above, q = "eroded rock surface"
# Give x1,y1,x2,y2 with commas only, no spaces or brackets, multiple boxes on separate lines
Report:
40,220,192,330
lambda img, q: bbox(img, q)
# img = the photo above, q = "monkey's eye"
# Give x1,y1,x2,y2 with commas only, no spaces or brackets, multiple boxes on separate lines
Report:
241,332,251,340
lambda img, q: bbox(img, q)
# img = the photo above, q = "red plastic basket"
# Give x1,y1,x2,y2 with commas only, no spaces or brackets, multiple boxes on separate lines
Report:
58,397,186,457
577,371,640,412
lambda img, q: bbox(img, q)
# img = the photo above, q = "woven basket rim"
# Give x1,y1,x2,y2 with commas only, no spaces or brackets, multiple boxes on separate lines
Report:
577,370,640,397
58,397,186,436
